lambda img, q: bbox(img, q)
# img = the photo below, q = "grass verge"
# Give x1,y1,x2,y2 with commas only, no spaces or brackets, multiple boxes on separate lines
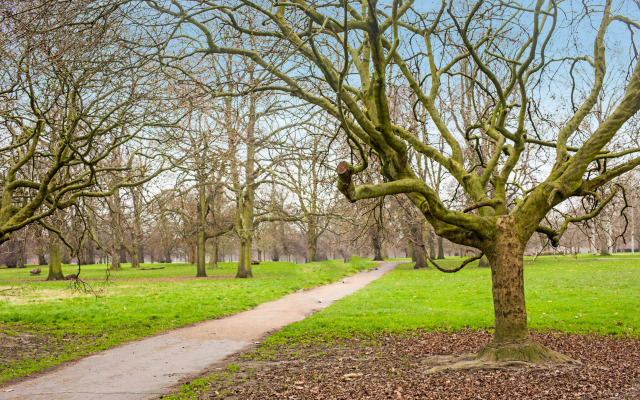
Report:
0,257,368,384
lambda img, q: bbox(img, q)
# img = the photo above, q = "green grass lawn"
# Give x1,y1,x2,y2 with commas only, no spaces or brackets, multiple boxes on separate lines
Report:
0,257,369,384
266,255,640,346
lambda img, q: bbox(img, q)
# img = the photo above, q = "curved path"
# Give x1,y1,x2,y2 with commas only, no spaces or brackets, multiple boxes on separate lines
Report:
0,261,400,400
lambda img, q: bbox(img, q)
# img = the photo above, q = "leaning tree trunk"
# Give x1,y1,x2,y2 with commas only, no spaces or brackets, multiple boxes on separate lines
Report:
477,216,571,363
46,236,64,280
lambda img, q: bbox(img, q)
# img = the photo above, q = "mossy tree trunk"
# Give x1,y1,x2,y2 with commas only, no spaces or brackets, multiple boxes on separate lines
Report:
410,222,428,269
477,217,571,362
46,235,64,280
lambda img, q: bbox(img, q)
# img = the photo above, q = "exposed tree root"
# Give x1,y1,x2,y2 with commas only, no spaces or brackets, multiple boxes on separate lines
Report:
424,339,579,373
476,339,577,364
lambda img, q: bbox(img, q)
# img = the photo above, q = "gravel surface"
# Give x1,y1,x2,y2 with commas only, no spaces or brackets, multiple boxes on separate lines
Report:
189,330,640,400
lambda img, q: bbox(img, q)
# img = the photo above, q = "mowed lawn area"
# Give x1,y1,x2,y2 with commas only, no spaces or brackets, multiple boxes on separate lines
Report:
0,258,369,384
267,254,640,346
170,255,640,400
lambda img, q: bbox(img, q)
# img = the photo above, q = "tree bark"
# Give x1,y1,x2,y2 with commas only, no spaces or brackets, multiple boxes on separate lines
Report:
208,237,219,268
411,223,428,269
437,236,445,259
17,244,25,268
307,228,318,263
372,226,384,261
46,235,64,280
478,255,490,268
130,246,140,269
234,89,256,279
236,238,253,278
61,248,70,265
477,216,571,362
196,183,207,277
118,246,128,264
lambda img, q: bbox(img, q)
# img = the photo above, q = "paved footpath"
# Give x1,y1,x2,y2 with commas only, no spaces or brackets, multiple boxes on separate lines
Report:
0,261,400,400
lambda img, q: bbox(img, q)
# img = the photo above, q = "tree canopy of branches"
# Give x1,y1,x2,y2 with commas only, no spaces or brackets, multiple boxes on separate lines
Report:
142,0,640,362
0,1,171,245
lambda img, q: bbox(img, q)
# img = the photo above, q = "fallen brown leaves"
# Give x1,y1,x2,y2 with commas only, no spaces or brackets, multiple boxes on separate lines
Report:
198,330,640,400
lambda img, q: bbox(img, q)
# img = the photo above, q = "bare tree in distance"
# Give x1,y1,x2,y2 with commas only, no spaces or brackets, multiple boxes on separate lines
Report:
0,1,176,246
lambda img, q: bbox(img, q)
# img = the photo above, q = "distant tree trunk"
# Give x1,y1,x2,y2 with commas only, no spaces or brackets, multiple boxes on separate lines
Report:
208,237,219,268
478,254,490,268
196,183,207,277
236,238,253,278
410,223,428,269
599,234,610,255
79,240,96,265
60,247,70,264
271,245,280,261
4,239,19,268
47,235,64,280
38,252,46,266
257,249,263,262
110,250,121,270
371,225,384,261
426,228,436,259
123,243,140,269
234,90,256,279
307,224,319,263
119,246,128,264
437,236,445,259
15,239,26,268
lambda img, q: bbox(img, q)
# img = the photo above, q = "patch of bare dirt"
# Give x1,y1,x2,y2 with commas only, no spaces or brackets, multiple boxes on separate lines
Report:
189,330,640,399
0,324,63,379
0,323,106,383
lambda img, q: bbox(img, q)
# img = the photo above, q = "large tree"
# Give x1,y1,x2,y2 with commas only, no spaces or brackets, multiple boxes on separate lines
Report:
144,0,640,361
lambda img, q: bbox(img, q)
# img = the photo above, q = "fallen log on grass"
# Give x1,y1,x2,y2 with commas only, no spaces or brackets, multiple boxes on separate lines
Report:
138,266,165,270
